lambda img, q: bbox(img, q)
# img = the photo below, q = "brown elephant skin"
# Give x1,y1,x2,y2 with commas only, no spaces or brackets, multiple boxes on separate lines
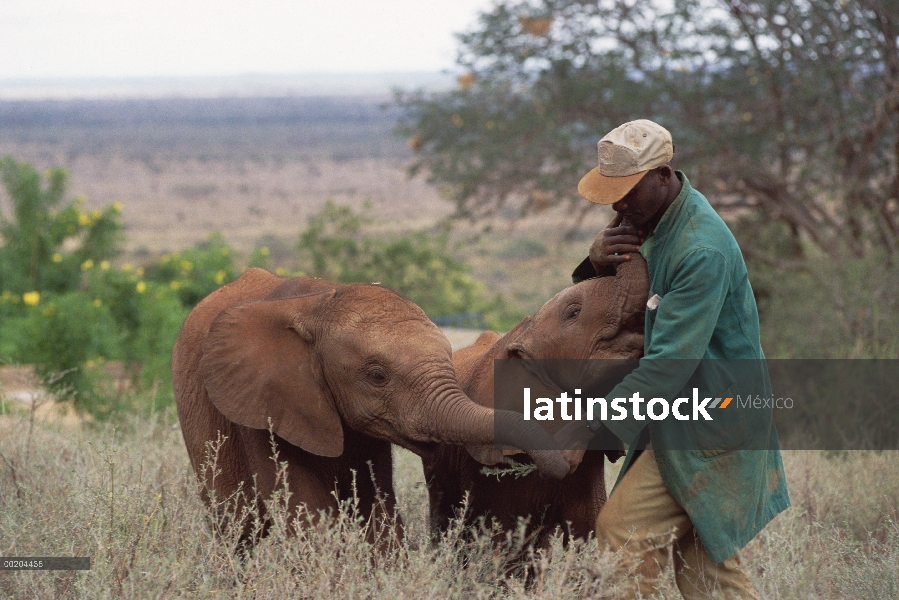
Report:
172,268,570,545
422,255,649,548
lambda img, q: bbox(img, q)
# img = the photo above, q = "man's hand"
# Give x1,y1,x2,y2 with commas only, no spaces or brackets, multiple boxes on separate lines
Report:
588,213,646,272
553,420,596,474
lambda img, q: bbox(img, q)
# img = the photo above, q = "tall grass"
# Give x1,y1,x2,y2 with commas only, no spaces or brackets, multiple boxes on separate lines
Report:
0,408,897,598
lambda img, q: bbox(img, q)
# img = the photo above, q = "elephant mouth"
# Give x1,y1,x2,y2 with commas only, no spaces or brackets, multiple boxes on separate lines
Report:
398,439,439,459
505,343,531,360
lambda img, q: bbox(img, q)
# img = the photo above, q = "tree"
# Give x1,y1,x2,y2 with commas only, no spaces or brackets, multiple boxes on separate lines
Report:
397,0,899,258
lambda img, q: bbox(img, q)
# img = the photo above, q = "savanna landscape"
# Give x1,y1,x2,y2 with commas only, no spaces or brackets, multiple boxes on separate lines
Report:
3,1,899,593
0,91,897,599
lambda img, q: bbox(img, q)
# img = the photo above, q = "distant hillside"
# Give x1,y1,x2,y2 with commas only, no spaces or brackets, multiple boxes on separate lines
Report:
0,95,452,252
0,72,455,100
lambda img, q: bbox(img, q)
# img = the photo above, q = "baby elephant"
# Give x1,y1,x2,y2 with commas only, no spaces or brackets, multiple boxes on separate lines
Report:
172,269,569,547
422,255,648,548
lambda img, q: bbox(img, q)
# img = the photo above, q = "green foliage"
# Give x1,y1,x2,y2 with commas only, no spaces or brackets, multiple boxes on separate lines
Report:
397,0,899,259
296,201,521,329
142,232,237,307
84,267,187,397
0,157,194,414
752,251,899,359
0,156,124,294
6,292,120,402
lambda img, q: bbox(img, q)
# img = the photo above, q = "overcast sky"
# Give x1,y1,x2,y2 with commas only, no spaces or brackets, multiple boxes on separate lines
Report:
0,0,495,79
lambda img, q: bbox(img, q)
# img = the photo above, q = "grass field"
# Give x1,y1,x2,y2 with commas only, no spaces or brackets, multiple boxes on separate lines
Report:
0,405,897,598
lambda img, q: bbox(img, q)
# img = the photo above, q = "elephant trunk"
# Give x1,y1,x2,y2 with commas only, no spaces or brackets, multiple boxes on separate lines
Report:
428,390,569,480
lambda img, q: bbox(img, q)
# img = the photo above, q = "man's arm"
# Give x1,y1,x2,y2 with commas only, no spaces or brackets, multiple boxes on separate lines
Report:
596,247,731,441
558,247,732,468
572,213,645,283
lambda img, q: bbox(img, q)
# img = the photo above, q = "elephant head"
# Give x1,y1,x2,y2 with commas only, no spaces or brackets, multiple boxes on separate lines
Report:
187,270,569,479
508,254,649,362
482,255,649,431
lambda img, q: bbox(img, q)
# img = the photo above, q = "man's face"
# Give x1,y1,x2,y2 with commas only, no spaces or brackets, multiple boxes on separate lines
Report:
611,168,668,227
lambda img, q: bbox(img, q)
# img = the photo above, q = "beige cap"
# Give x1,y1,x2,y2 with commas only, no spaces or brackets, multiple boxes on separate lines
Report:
578,119,674,205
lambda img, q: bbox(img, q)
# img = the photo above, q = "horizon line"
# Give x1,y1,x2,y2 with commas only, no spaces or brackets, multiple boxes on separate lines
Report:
0,71,458,101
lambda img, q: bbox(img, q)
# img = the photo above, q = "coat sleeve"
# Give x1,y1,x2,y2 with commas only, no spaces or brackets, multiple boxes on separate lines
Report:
592,247,731,443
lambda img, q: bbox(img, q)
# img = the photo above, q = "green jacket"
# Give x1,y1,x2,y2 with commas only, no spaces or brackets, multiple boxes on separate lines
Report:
574,172,790,563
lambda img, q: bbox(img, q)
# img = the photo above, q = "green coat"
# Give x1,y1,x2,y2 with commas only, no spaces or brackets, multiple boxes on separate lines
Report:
574,172,790,563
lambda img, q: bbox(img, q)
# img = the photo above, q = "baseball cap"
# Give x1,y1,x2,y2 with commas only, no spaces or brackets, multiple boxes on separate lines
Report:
577,119,674,205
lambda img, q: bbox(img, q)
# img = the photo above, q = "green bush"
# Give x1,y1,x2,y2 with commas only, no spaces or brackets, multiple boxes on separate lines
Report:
84,266,187,398
7,292,120,403
296,201,520,329
0,156,124,295
142,232,237,307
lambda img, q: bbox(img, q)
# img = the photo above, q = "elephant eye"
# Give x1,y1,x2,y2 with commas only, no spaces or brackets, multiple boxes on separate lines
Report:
563,304,581,320
364,364,390,386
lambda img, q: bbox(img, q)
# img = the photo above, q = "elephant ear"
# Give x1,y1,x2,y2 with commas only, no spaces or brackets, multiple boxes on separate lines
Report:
199,290,344,457
596,253,649,340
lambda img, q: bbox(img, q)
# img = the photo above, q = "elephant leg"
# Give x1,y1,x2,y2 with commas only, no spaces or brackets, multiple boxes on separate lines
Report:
338,437,403,553
559,451,608,540
422,446,466,540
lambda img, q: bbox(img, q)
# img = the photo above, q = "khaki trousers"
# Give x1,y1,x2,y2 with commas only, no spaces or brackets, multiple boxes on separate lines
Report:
595,450,760,600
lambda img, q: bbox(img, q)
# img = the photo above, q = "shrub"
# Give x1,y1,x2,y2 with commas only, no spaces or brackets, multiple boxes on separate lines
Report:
142,232,237,308
295,201,520,329
0,156,124,295
7,292,120,403
84,266,187,398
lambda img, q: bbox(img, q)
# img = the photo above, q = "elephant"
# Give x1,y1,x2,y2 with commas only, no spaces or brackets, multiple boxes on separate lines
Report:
172,268,570,547
422,254,649,550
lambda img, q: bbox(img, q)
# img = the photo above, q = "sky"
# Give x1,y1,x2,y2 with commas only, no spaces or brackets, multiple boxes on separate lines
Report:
0,0,495,80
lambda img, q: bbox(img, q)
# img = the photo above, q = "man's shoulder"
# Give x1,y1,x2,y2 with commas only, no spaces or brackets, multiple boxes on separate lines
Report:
673,185,741,259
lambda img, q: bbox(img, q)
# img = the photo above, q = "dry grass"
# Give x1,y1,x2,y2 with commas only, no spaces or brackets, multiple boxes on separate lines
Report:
0,405,897,599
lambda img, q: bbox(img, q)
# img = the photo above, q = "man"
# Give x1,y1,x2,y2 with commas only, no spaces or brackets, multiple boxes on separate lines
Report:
556,119,790,599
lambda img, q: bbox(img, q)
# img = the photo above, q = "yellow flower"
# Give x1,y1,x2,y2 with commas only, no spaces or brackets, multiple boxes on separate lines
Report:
81,259,94,271
180,260,194,272
90,209,102,220
260,246,270,256
23,291,40,306
112,202,123,213
169,281,181,290
78,213,92,227
122,263,133,271
275,267,287,276
100,260,110,270
52,253,62,263
136,281,147,293
214,270,226,284
93,299,102,307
